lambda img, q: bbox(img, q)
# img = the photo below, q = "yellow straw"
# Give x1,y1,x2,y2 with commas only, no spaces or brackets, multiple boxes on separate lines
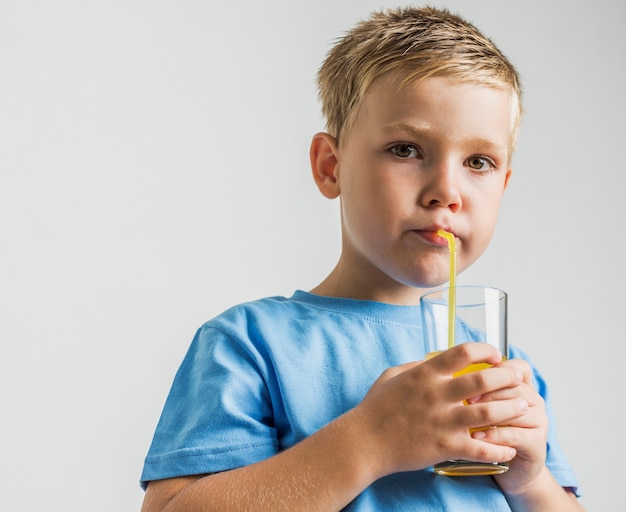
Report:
436,229,456,349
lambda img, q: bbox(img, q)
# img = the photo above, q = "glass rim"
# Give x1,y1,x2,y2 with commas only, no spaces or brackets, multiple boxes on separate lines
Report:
420,284,506,297
420,285,507,306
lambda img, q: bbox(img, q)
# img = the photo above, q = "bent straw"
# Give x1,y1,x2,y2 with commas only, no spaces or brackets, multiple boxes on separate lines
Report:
436,229,456,349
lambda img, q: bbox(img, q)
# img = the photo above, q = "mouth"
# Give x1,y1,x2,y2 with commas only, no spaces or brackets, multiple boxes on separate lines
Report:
412,228,457,247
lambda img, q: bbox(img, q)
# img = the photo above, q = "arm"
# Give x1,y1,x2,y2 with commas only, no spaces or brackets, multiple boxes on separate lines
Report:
142,410,377,512
142,343,528,512
475,358,584,511
502,467,584,511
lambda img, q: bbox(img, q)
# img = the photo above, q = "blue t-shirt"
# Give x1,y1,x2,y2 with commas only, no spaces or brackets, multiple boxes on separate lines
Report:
141,291,579,510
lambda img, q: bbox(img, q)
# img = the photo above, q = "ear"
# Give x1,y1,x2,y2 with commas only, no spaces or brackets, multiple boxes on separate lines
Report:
310,132,340,199
503,168,512,190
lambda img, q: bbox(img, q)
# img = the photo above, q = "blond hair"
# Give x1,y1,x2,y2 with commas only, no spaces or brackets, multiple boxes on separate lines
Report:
317,6,522,149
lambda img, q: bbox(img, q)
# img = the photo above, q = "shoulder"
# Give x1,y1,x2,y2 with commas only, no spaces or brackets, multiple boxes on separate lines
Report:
199,291,342,335
188,294,307,355
200,294,300,333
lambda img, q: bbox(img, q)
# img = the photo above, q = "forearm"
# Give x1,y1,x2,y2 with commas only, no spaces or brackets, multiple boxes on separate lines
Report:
504,466,584,512
144,410,378,512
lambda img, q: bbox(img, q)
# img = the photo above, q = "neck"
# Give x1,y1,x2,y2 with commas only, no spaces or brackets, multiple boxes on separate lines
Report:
310,261,431,306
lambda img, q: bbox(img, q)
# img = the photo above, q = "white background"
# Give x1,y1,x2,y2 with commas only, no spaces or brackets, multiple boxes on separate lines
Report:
1,1,623,510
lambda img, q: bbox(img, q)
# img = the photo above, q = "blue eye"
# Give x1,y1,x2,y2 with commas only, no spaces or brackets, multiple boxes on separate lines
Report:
466,155,495,171
390,143,420,159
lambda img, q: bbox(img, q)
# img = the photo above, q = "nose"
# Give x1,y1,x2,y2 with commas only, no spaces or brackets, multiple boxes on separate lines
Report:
420,160,462,212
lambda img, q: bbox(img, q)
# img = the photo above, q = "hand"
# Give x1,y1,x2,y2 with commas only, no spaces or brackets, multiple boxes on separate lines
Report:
350,342,528,479
471,357,549,495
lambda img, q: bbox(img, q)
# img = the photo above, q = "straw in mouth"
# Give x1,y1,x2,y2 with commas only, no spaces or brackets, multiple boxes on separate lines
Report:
436,229,456,349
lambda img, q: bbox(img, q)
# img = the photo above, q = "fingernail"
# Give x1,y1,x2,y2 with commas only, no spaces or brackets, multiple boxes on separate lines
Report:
472,430,486,439
519,398,528,412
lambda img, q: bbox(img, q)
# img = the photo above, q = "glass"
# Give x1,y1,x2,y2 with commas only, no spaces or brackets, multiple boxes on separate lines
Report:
420,285,509,476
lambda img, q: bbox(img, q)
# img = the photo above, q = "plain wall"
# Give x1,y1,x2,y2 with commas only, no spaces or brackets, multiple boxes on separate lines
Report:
1,1,623,509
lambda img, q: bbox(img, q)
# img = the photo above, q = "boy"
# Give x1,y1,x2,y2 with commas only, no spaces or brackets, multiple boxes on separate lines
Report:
140,7,582,511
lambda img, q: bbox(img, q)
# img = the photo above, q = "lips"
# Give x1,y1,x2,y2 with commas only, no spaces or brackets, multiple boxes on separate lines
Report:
412,228,456,246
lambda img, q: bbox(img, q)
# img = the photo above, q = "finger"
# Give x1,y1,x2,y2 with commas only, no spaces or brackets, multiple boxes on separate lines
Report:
468,382,545,421
471,426,516,447
458,396,529,430
467,380,536,404
471,424,535,451
464,437,517,464
451,365,523,403
429,342,504,375
498,358,534,386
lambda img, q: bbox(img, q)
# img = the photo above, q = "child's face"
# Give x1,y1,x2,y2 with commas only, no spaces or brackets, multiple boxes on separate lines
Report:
317,75,512,303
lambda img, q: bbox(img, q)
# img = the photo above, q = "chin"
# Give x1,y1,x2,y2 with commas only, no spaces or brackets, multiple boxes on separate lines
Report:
400,276,450,291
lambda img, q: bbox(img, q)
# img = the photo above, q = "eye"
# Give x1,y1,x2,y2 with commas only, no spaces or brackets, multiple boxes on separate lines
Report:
466,155,496,172
390,143,420,159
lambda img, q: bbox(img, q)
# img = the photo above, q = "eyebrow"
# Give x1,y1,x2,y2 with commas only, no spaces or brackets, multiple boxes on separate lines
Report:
379,122,430,139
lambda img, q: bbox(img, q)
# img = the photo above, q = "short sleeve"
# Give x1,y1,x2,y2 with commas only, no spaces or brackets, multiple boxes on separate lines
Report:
140,324,279,487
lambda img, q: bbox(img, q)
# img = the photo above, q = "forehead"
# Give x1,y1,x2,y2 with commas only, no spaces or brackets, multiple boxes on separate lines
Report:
353,75,515,150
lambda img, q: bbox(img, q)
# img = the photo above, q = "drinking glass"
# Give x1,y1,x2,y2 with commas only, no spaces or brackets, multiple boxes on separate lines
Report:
420,285,509,476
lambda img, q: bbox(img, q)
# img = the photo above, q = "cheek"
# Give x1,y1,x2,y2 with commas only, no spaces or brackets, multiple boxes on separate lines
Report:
341,184,404,251
462,195,504,265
